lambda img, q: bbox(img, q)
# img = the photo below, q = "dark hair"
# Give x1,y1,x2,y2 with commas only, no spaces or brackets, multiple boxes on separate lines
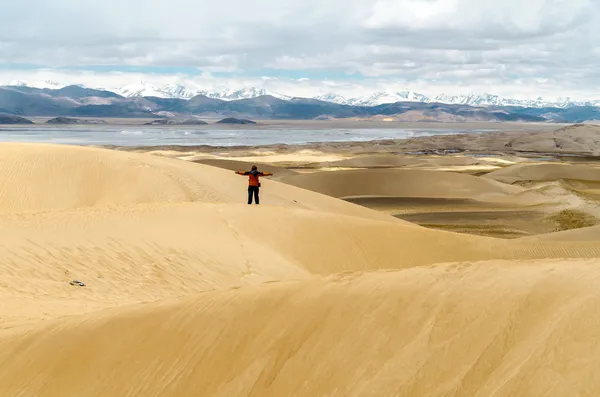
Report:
251,165,257,170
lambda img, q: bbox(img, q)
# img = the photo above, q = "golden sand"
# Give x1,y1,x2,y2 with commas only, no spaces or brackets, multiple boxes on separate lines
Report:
0,142,599,396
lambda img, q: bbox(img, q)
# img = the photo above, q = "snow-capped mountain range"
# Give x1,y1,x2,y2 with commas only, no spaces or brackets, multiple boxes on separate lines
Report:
313,91,600,108
6,80,600,109
114,83,292,101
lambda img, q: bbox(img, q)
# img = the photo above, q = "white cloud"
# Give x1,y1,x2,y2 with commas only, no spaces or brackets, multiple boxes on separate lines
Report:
366,0,593,37
0,0,599,99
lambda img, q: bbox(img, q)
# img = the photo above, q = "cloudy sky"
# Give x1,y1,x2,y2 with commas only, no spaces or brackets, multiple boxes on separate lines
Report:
0,0,598,99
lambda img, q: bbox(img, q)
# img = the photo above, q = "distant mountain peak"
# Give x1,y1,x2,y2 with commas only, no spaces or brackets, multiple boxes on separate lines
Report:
116,82,198,99
314,93,349,104
2,80,600,109
347,91,430,106
199,87,291,101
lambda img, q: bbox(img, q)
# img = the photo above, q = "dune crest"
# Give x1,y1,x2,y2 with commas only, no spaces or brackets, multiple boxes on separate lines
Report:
3,201,600,327
0,142,395,221
277,168,522,200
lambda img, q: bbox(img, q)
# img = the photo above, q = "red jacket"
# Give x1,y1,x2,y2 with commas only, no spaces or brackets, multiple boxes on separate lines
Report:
236,170,273,186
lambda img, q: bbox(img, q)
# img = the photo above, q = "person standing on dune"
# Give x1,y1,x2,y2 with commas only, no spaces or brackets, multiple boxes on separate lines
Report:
235,165,273,204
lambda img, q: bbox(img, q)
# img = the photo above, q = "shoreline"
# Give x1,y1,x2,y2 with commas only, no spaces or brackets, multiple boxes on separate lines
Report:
5,118,569,130
103,127,600,160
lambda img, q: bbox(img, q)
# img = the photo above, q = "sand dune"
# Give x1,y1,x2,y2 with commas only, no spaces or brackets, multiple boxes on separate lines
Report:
0,142,393,221
278,168,523,200
2,259,600,397
320,154,490,169
316,154,514,174
3,200,600,328
484,163,600,184
1,142,600,395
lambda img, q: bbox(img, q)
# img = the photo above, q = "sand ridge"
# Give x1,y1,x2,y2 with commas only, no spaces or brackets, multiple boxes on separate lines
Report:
0,141,600,395
2,259,600,396
319,154,502,168
277,168,523,200
0,142,396,222
3,200,600,328
263,161,600,239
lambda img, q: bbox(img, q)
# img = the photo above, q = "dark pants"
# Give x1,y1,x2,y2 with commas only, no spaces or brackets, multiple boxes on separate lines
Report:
248,186,260,204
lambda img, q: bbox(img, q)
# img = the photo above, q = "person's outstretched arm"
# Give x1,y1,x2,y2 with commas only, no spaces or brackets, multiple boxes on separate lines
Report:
261,172,273,176
235,171,249,175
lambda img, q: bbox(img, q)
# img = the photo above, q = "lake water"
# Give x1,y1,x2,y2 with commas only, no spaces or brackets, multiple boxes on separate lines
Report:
0,126,499,147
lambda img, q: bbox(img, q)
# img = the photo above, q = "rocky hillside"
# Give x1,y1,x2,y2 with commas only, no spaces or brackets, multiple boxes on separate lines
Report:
0,114,34,124
1,85,600,123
